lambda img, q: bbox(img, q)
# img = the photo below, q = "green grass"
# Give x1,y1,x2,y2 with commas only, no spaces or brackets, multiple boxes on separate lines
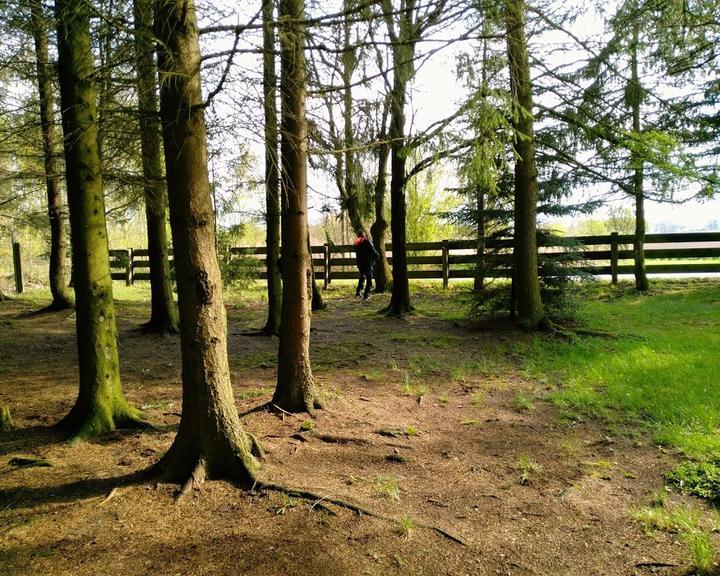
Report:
373,474,401,501
632,499,719,574
526,280,720,460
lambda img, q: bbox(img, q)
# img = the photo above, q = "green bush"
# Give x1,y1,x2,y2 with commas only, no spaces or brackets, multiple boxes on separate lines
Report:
666,460,720,503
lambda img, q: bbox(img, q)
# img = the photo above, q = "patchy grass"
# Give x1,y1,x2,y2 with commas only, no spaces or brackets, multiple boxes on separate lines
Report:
526,280,720,461
632,499,719,575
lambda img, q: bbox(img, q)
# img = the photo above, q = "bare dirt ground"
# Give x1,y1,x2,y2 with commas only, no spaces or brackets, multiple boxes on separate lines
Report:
0,286,704,575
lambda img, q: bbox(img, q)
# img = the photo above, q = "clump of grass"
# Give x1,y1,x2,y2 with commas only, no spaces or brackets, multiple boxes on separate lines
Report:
438,392,449,405
632,505,701,534
400,371,428,398
561,436,580,458
396,515,415,538
682,531,717,575
471,390,485,406
300,420,314,431
513,391,535,411
373,474,400,501
517,454,541,485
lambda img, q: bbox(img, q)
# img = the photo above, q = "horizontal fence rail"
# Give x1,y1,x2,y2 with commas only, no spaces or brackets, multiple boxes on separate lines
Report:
108,232,720,287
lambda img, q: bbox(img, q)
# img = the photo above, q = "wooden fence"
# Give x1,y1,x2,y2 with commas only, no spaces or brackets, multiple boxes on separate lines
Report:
107,231,720,287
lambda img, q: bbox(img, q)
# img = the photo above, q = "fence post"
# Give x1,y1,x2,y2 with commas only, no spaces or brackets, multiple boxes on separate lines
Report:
442,239,449,289
11,232,23,294
323,243,330,289
610,232,619,285
126,248,133,286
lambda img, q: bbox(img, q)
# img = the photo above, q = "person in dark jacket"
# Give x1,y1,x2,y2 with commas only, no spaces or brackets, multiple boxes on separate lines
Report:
354,230,379,300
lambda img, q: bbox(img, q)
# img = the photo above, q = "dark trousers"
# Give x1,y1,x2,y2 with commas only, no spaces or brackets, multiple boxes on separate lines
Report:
356,266,373,298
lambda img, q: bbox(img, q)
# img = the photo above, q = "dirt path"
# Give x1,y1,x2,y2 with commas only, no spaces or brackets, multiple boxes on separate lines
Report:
0,288,692,575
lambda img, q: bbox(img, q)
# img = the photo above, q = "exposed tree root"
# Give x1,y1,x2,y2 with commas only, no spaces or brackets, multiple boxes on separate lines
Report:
542,318,617,341
140,319,180,336
236,329,277,337
58,409,152,443
378,303,414,318
258,481,468,546
247,433,264,459
26,301,74,316
293,431,374,445
175,461,205,502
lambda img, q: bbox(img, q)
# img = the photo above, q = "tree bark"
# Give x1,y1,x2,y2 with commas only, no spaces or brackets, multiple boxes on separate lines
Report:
262,0,282,335
273,0,320,414
31,0,73,311
152,0,259,484
504,0,544,329
474,186,486,292
133,0,179,334
370,99,392,293
382,2,416,316
55,0,141,438
630,17,649,292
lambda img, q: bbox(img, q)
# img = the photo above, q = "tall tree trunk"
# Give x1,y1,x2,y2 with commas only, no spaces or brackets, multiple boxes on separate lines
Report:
385,50,412,315
262,0,282,335
370,98,392,293
340,0,369,237
273,0,320,414
55,0,142,438
31,0,72,311
505,0,544,329
630,18,648,292
151,0,260,484
474,187,486,292
133,0,179,334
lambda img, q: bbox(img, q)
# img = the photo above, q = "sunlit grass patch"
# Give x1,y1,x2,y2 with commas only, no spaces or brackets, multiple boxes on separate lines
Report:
526,281,720,461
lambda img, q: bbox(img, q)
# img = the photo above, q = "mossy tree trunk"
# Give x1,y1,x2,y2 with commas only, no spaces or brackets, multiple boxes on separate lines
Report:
31,0,73,311
55,0,142,438
370,98,392,293
133,0,179,334
262,0,282,334
273,0,320,414
504,0,544,330
151,0,260,484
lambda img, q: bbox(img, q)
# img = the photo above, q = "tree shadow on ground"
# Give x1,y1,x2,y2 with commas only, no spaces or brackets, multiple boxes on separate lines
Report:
0,470,145,511
0,421,176,457
0,425,66,457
